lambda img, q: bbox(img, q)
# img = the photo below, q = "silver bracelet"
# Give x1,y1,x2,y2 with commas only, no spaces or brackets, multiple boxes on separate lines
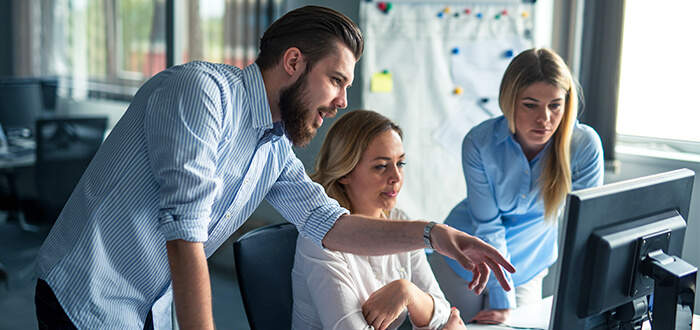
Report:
423,221,437,250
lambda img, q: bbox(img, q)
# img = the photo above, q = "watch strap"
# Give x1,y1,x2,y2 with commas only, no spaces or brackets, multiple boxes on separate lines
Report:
423,221,437,250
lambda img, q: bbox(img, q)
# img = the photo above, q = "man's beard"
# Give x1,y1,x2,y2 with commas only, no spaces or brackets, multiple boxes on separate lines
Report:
278,70,336,147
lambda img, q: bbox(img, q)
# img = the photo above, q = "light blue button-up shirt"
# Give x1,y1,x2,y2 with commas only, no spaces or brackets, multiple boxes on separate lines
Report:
443,116,604,310
35,62,348,329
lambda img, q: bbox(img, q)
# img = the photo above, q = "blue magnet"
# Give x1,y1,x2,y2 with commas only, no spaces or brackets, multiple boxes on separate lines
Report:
438,12,444,18
476,12,483,19
452,48,460,55
480,98,489,103
504,50,514,58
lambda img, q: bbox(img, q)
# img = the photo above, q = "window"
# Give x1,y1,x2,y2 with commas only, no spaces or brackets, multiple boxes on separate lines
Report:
15,0,282,101
617,0,700,144
56,0,165,99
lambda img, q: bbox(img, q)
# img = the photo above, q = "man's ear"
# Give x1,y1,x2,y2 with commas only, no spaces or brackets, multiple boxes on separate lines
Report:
282,47,304,77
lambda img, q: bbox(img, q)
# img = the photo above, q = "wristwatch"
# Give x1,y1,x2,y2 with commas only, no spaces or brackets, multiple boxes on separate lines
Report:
423,221,437,250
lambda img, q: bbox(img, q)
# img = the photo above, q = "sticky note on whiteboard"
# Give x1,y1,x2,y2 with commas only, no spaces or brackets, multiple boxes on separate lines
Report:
371,72,393,92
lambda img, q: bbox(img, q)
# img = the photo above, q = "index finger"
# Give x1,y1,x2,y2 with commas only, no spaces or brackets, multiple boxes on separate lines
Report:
484,256,512,291
485,247,516,274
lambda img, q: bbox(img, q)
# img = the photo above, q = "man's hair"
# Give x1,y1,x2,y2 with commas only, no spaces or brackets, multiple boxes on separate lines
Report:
255,6,364,71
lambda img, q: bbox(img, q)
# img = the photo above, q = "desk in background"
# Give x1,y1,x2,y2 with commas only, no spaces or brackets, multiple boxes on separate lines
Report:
0,149,35,169
0,138,36,230
468,296,699,330
0,137,36,169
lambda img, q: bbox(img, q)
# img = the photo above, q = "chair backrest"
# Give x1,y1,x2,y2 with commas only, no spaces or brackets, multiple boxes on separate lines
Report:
234,222,299,330
34,116,107,222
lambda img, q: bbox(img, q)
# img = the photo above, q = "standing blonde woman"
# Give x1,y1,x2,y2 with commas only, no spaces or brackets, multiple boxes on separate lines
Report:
291,110,466,330
429,48,605,324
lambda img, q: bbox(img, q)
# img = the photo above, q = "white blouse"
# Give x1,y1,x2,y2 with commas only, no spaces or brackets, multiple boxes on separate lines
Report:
291,208,451,330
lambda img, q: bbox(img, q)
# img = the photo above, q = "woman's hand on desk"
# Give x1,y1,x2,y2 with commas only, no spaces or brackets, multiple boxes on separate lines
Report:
469,308,511,325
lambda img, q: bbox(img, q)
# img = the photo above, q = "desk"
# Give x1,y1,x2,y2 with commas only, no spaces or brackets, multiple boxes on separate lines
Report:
0,153,35,169
0,138,36,169
468,296,700,329
0,142,36,230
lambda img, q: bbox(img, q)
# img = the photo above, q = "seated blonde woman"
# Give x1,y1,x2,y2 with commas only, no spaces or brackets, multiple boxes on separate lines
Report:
291,110,466,330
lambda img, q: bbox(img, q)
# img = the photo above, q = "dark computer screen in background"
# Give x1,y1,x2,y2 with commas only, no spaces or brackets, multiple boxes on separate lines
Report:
38,77,59,112
0,78,45,135
551,169,696,329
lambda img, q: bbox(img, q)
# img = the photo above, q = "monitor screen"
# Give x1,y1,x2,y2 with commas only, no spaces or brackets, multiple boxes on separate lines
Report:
0,78,45,135
551,169,696,329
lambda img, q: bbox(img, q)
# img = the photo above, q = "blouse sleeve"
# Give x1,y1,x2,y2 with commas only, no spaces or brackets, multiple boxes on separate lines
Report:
391,208,451,329
409,249,451,329
571,124,605,190
294,236,374,330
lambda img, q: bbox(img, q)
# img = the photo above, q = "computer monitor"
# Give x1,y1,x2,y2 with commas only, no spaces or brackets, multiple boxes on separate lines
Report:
0,78,45,135
551,169,696,329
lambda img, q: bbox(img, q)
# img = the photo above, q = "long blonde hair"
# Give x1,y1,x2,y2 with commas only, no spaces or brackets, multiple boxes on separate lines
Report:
499,48,581,223
311,110,402,214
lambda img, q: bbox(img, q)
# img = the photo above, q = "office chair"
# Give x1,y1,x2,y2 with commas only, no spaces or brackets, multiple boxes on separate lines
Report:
233,222,299,330
25,116,107,225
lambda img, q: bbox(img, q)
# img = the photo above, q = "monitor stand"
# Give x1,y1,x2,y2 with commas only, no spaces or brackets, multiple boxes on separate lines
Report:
611,297,647,330
642,250,697,330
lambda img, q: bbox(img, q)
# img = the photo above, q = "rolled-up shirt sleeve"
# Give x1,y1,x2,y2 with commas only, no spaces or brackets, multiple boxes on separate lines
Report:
294,236,375,330
144,67,224,242
265,154,349,248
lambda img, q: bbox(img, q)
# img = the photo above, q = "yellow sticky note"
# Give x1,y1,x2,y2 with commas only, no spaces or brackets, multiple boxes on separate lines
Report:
371,72,393,92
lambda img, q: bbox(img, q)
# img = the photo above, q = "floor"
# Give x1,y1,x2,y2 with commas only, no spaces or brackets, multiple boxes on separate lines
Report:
0,215,251,330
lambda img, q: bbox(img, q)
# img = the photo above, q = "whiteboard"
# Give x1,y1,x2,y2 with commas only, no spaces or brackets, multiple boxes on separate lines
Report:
360,1,534,221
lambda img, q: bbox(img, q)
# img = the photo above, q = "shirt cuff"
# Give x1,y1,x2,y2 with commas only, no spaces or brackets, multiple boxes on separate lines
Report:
488,286,517,310
413,293,450,330
297,205,349,249
158,209,209,242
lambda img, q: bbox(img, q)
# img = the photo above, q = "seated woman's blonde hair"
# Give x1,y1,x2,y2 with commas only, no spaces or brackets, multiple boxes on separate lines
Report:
311,110,402,214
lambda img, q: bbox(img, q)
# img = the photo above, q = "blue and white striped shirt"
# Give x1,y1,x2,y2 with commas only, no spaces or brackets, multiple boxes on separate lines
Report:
35,62,348,329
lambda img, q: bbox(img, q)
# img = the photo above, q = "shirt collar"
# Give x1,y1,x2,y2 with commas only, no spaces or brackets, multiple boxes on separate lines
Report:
242,63,274,132
494,116,513,145
495,116,553,162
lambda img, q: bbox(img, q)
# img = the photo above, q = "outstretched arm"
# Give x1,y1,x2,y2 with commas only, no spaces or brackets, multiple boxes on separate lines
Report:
322,215,515,293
